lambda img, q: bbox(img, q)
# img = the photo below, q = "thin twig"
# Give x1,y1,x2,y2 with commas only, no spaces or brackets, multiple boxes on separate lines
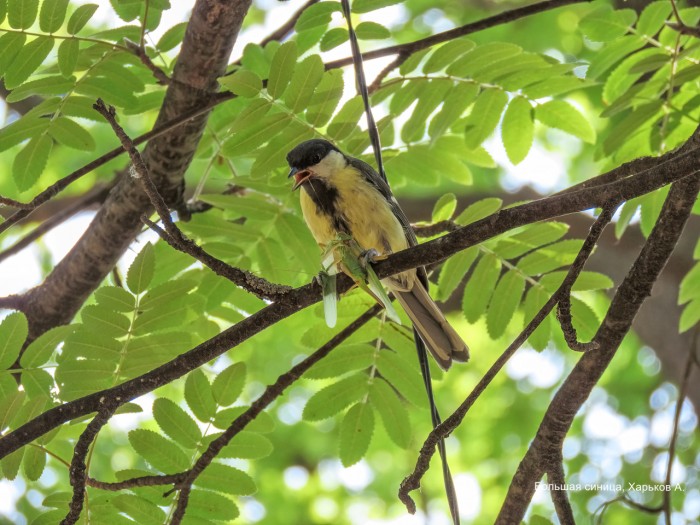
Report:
260,0,319,47
556,208,614,352
124,38,170,85
0,185,111,264
399,204,616,512
169,305,381,524
61,403,117,525
87,473,185,491
92,99,290,302
326,0,589,70
662,329,698,524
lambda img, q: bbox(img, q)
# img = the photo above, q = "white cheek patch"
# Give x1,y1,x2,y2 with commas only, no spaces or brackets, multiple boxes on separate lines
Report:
312,150,346,178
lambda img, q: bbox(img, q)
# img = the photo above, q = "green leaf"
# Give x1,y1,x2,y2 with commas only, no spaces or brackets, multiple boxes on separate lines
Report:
436,247,479,302
140,279,197,310
463,253,500,323
579,7,636,42
327,96,364,140
432,193,457,222
132,297,193,336
267,41,297,99
487,271,525,339
535,100,596,144
22,444,46,481
455,198,502,226
586,35,645,80
13,134,52,191
20,325,73,368
680,298,700,333
320,27,348,52
502,96,533,164
94,286,136,312
306,69,344,126
339,402,374,467
428,82,479,139
517,239,581,275
303,373,369,421
153,398,202,449
220,69,262,98
57,38,79,76
113,494,166,525
0,32,26,77
523,286,551,351
375,351,425,407
283,54,324,113
423,38,475,74
352,0,401,13
355,21,390,40
128,429,190,472
48,117,95,151
603,49,663,105
40,0,69,32
223,113,291,156
214,406,275,433
186,369,217,422
570,297,600,342
21,368,54,399
276,212,319,274
126,242,155,294
6,75,73,102
463,88,508,149
187,490,239,522
602,101,663,156
679,263,700,304
0,312,28,370
212,362,246,406
156,21,187,51
198,463,256,495
402,79,452,143
447,42,522,78
369,378,411,448
220,431,273,459
4,36,54,89
305,343,376,379
637,1,671,37
8,0,39,29
67,3,98,34
296,1,340,32
81,304,131,338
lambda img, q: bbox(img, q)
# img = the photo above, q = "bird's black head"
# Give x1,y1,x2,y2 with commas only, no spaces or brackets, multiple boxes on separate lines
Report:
287,139,344,190
286,139,340,170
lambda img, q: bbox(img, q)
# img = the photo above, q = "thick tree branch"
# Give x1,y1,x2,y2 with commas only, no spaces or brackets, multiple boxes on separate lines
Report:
495,173,700,523
18,0,254,339
2,155,689,458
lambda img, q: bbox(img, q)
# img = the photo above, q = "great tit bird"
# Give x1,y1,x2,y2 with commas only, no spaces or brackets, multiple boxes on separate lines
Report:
287,139,469,369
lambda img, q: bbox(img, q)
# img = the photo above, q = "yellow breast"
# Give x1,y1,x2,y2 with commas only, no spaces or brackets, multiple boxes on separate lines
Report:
299,166,408,255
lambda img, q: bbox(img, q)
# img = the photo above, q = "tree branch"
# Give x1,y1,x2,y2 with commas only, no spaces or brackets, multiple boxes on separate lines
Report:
495,173,700,523
61,403,117,525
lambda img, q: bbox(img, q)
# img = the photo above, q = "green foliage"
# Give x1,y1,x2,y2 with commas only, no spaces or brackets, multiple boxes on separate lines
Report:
679,238,700,332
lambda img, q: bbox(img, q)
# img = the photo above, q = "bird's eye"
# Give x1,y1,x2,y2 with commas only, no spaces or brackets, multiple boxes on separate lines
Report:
312,154,322,164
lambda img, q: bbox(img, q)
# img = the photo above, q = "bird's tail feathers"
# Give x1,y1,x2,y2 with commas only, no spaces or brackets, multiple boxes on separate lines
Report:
395,284,469,370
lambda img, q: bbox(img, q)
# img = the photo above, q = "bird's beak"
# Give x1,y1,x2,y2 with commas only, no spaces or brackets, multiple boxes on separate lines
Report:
289,167,313,190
